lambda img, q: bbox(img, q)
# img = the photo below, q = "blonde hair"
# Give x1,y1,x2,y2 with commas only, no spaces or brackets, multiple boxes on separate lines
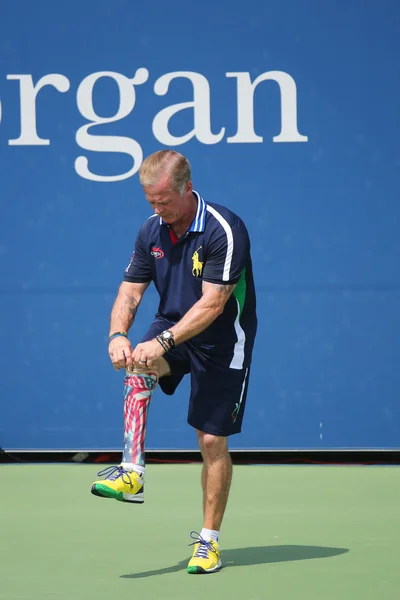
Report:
139,150,191,195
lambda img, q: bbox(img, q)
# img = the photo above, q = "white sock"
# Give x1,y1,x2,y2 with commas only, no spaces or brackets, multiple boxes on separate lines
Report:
121,462,145,478
200,528,220,543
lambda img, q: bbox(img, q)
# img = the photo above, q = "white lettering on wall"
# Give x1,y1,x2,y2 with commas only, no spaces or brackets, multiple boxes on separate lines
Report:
4,68,308,182
7,74,70,146
226,71,308,143
75,69,149,182
152,71,225,146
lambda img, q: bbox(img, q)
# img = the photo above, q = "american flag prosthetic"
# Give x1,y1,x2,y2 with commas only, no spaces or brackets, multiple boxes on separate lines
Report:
121,372,158,469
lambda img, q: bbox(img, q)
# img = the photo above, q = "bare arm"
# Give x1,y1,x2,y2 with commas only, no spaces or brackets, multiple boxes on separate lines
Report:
169,281,236,344
109,280,150,370
109,280,150,335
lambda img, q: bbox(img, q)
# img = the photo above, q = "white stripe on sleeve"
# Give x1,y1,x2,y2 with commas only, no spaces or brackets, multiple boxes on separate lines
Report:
206,205,234,281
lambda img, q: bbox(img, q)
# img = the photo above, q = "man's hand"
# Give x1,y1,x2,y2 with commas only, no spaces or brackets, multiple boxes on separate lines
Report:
131,339,165,370
109,336,134,371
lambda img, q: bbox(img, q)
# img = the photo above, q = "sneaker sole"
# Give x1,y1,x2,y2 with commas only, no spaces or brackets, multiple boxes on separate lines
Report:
187,559,222,574
91,484,144,504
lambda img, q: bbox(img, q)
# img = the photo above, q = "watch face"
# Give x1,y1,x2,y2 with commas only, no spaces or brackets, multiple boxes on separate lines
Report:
163,331,172,340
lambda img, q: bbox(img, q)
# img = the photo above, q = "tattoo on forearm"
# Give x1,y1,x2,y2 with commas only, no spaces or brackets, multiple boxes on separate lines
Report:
124,295,139,317
111,294,139,330
122,295,138,328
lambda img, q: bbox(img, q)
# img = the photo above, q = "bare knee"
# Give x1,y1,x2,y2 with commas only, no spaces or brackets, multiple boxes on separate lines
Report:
197,431,229,463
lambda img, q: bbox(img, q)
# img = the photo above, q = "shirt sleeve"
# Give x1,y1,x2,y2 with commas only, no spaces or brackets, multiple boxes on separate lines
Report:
123,228,152,283
202,218,250,285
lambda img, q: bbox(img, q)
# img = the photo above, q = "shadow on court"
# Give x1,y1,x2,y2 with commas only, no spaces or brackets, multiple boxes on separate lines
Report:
120,545,349,579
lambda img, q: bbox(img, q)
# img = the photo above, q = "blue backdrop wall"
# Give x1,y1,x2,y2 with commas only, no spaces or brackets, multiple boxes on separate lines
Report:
1,0,399,450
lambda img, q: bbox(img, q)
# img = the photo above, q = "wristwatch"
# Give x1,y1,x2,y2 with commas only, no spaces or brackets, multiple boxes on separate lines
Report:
156,329,175,352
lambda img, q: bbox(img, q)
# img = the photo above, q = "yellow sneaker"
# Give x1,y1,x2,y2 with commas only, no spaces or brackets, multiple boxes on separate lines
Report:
91,465,144,503
187,531,222,574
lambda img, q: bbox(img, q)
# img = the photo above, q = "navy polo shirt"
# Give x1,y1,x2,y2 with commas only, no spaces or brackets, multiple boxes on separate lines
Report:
124,191,257,369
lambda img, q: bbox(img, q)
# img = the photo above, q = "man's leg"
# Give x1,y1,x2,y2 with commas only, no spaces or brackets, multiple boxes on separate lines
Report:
197,431,232,532
91,358,170,503
187,363,250,573
187,432,229,574
121,360,169,474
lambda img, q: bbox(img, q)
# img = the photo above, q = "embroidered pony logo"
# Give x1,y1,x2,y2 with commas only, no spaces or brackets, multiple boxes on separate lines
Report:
192,246,203,277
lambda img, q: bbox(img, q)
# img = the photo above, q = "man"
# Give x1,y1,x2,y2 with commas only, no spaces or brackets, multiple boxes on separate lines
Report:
91,150,257,574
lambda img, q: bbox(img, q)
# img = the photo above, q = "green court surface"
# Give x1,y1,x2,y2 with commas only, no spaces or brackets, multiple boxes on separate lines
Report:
0,464,399,600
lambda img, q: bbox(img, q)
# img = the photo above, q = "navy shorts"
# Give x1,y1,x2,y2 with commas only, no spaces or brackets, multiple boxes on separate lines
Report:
140,317,251,437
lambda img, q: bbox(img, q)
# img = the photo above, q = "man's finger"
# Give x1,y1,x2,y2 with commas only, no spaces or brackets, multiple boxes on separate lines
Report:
116,350,127,364
125,352,134,369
